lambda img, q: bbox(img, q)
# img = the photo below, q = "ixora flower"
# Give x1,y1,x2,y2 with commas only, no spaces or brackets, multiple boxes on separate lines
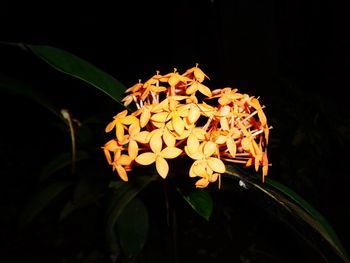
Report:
102,64,271,188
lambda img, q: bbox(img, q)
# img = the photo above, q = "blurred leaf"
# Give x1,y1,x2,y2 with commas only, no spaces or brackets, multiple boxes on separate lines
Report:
225,164,350,263
106,176,155,253
40,151,91,182
116,198,149,258
59,177,105,220
25,44,127,106
0,73,61,119
177,188,213,221
20,181,73,227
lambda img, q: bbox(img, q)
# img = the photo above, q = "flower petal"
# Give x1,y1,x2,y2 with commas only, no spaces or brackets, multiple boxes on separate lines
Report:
135,152,156,165
122,115,138,125
140,107,151,127
115,164,129,181
188,105,201,123
133,131,150,144
156,156,169,179
160,147,182,159
129,122,140,136
116,122,125,142
151,112,170,123
163,128,176,147
226,137,237,158
150,132,163,153
128,140,139,159
207,157,226,173
118,154,133,166
105,120,116,133
203,141,217,157
198,83,212,97
172,114,184,136
195,178,209,188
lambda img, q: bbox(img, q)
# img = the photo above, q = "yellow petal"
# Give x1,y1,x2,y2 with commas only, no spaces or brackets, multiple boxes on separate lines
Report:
156,156,169,179
151,112,170,123
194,67,206,83
192,128,206,140
218,96,231,106
117,110,128,118
207,157,226,173
104,139,118,152
115,164,128,181
186,82,199,95
176,105,190,117
198,83,212,97
258,110,267,127
105,119,116,133
160,147,182,159
254,154,262,172
203,141,217,157
172,114,185,136
116,122,125,142
189,161,199,177
151,98,168,112
150,132,163,153
192,162,207,177
118,154,133,166
184,146,203,160
128,122,140,136
188,105,201,123
103,148,113,164
241,138,252,152
230,127,241,139
187,134,200,155
226,137,237,158
195,178,209,188
168,74,180,86
163,128,176,147
140,107,151,127
128,140,139,159
135,152,156,165
122,115,138,125
214,134,226,144
133,131,150,144
220,117,230,131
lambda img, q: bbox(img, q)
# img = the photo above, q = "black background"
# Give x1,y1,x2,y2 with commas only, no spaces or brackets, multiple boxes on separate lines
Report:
1,0,349,262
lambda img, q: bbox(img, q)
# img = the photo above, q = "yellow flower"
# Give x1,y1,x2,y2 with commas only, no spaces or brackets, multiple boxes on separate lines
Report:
112,152,133,181
105,110,139,142
135,133,182,178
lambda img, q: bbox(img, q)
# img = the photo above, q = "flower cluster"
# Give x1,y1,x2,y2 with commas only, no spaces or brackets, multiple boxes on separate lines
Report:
102,65,270,188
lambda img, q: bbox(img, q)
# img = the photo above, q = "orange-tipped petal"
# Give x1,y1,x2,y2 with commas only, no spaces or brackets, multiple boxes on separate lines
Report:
207,157,226,173
135,152,156,165
160,146,182,159
156,156,169,179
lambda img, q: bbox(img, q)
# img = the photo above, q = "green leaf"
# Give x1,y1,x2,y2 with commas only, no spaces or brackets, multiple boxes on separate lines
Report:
178,188,213,221
105,176,155,253
0,73,61,119
225,164,350,263
116,198,149,258
59,176,105,221
40,151,91,182
19,181,73,227
26,45,127,106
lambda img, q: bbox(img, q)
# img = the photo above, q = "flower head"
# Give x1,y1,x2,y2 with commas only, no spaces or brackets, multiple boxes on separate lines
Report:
103,65,271,187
